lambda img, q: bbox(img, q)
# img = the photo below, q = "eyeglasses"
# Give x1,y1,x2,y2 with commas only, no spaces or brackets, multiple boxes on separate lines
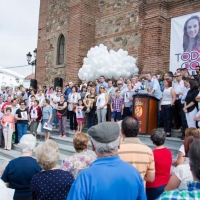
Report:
58,91,61,92
100,87,104,89
117,83,122,85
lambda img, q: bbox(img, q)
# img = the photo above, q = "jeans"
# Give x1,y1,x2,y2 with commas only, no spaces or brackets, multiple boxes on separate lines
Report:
53,109,58,126
87,110,95,129
146,184,166,200
123,107,132,119
17,123,28,142
97,108,107,124
161,104,173,133
14,123,18,143
58,116,67,136
69,111,77,130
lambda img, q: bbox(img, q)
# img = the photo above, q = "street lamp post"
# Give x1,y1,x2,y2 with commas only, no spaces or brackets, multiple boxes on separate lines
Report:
26,48,37,79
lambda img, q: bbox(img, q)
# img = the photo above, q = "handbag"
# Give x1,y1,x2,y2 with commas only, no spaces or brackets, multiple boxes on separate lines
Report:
56,110,67,119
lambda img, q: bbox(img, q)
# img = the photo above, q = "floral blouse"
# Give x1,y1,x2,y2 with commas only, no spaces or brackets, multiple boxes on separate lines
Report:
60,151,96,178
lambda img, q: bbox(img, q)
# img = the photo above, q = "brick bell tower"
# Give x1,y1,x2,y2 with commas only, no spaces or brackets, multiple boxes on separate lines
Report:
36,0,98,86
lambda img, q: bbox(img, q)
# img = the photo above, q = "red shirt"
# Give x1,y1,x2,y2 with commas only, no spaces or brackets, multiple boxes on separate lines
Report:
146,147,172,188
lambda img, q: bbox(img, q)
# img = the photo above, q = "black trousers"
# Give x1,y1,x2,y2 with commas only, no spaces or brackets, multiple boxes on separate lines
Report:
15,123,18,143
161,104,173,133
69,111,77,130
173,99,182,129
180,104,188,136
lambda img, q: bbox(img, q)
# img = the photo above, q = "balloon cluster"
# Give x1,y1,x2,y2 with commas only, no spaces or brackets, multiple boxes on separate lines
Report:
78,44,139,81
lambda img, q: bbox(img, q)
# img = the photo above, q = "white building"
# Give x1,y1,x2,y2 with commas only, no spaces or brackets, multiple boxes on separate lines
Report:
0,66,25,91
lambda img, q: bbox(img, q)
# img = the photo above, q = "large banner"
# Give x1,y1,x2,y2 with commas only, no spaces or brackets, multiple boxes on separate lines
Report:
170,12,200,74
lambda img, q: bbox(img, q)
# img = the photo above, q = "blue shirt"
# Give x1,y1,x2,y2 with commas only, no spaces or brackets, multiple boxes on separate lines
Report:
146,78,162,100
1,156,41,199
64,88,72,101
96,81,108,95
67,155,146,200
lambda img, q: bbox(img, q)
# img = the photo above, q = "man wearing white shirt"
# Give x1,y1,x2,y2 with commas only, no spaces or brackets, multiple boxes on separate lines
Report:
172,73,184,129
118,77,127,89
79,79,87,91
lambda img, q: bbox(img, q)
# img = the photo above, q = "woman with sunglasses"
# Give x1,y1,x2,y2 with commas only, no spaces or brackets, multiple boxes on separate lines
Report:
56,95,67,137
96,86,108,123
15,100,29,142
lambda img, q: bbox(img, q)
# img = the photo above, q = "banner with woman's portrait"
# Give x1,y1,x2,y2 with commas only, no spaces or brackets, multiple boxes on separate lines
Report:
170,12,200,74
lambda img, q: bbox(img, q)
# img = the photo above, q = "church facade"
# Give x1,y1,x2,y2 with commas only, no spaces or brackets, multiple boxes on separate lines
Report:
36,0,200,86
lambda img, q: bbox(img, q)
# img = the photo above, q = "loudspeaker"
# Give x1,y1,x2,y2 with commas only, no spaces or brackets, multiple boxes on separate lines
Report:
30,79,37,89
54,77,63,89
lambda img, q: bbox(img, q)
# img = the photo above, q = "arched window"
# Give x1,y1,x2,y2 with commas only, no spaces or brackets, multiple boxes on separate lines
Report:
57,35,65,65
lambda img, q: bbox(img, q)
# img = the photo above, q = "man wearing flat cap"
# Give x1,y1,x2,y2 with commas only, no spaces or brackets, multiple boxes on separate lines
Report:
67,122,146,200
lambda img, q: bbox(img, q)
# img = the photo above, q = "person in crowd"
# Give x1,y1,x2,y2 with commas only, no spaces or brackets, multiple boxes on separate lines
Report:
140,77,147,90
178,77,190,139
11,98,19,144
172,72,184,130
29,100,42,137
28,89,37,108
1,134,41,200
51,88,62,128
0,111,3,147
131,77,139,91
41,99,53,141
30,139,74,200
146,72,163,100
1,96,12,113
21,88,28,106
160,139,200,199
28,95,36,110
95,79,99,86
80,85,87,100
118,76,127,88
14,87,22,97
83,87,96,129
110,89,124,122
15,100,29,143
146,129,172,200
80,79,87,91
183,15,200,52
184,79,199,127
118,116,155,184
35,89,45,107
106,80,116,121
133,75,142,89
61,132,96,178
126,78,131,85
116,80,127,97
0,95,4,111
172,127,200,167
68,86,81,132
46,86,54,100
56,94,67,137
164,136,199,192
67,122,146,199
160,78,176,137
96,85,108,123
1,107,15,150
95,75,108,95
123,83,135,118
76,99,84,133
64,81,73,103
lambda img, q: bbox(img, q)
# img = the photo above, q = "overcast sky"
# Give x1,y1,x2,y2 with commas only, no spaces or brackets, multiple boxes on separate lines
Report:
0,0,40,76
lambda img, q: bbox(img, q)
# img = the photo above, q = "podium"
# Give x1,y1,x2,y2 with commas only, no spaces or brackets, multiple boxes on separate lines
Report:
132,94,158,135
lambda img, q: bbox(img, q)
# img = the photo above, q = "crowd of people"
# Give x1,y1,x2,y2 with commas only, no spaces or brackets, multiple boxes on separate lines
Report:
0,66,200,199
0,117,200,200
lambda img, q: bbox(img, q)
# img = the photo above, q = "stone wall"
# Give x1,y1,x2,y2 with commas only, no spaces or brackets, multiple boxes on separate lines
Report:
36,0,200,86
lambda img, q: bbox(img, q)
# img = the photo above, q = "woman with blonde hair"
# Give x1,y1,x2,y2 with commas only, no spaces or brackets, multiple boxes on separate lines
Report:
61,132,96,178
30,140,74,199
173,127,200,167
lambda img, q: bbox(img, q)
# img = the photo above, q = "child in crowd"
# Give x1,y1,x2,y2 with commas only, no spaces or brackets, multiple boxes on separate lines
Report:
110,89,124,122
76,99,84,133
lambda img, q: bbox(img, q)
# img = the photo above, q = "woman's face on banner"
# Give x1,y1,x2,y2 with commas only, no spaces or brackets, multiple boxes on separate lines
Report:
187,19,199,39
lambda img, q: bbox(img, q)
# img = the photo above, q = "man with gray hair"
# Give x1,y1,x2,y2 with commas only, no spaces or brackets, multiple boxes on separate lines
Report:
159,139,200,199
67,122,146,200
